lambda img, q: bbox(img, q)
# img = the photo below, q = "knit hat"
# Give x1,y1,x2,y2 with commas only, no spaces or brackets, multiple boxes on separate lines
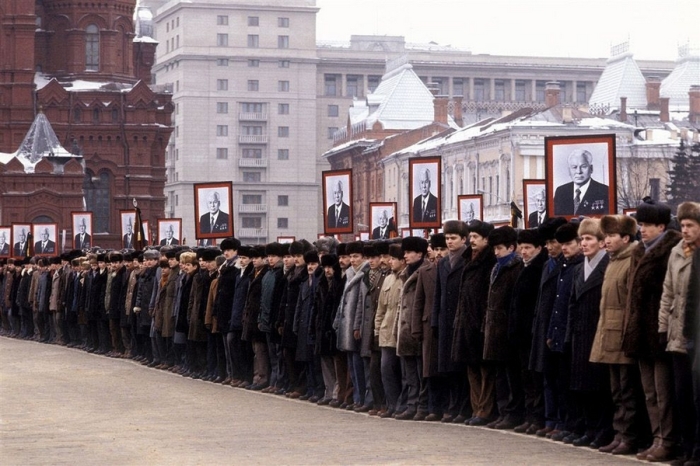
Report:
517,229,543,247
677,201,700,225
220,237,241,252
578,218,603,240
429,233,447,249
388,243,404,259
555,223,580,243
304,250,320,264
401,236,429,255
635,200,671,226
443,220,468,237
467,219,494,239
320,254,338,268
538,217,568,241
345,241,364,256
600,215,638,239
488,226,518,247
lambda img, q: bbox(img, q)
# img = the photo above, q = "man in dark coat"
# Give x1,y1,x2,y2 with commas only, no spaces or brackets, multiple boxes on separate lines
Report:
685,243,700,466
564,219,613,448
432,220,469,422
241,245,269,390
259,242,288,393
294,251,324,401
622,201,681,462
134,249,159,364
213,237,240,384
553,149,610,216
228,246,253,386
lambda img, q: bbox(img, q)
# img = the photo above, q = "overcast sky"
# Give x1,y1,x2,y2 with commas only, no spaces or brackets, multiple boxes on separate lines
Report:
316,0,699,61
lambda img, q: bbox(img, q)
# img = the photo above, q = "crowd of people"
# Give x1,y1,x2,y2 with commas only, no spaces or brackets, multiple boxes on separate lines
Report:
1,199,699,465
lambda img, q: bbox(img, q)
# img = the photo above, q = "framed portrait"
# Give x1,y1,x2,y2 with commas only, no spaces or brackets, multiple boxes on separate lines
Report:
143,221,151,246
32,223,58,256
10,224,32,258
0,226,10,257
457,194,483,223
359,232,369,241
194,182,234,241
545,134,616,219
120,211,150,249
409,157,441,229
400,228,410,238
522,180,547,228
369,202,397,239
157,218,182,246
623,208,637,217
72,212,93,250
322,169,353,234
277,236,295,244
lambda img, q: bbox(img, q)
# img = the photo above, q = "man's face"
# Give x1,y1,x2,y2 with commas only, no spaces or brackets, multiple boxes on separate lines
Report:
79,224,86,234
349,253,364,269
432,246,448,258
404,250,423,265
681,219,700,245
98,261,106,270
333,186,343,206
639,222,664,243
252,256,266,268
568,152,593,186
368,256,381,270
420,172,431,196
208,193,221,214
205,260,218,272
389,257,404,272
545,239,563,258
379,212,388,228
519,243,542,262
41,231,49,241
0,235,5,245
126,225,132,234
145,258,156,268
19,231,25,242
324,266,334,279
534,194,546,213
267,255,280,267
580,234,604,258
166,228,174,239
294,254,305,267
238,256,251,268
307,262,319,274
445,233,466,252
282,255,294,269
223,249,236,260
561,239,581,259
168,257,179,268
469,232,489,253
182,262,195,274
338,255,350,270
604,233,628,254
493,244,514,259
464,207,474,222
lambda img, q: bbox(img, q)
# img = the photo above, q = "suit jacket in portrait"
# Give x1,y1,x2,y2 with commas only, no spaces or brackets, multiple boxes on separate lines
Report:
74,233,92,249
0,243,9,255
553,179,609,216
123,233,134,249
326,203,350,229
34,240,56,254
13,242,27,257
412,193,439,224
528,211,547,228
160,238,180,246
371,223,396,239
199,211,230,234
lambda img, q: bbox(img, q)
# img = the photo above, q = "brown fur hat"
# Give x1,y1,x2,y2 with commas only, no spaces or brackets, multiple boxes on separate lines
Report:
578,218,603,241
677,202,700,225
600,215,638,239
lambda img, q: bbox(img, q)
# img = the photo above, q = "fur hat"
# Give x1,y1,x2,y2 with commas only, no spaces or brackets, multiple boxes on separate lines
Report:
321,254,338,268
517,229,543,247
600,215,638,239
578,218,603,240
388,243,404,259
374,241,390,256
555,223,580,243
50,256,62,265
443,220,469,237
303,250,320,264
215,255,226,267
538,217,568,241
143,250,160,260
315,237,338,255
248,245,266,258
467,219,494,239
635,200,671,226
488,226,518,248
429,233,447,249
363,242,379,257
220,237,241,252
336,243,347,256
289,239,314,256
345,241,364,256
237,245,253,258
96,253,107,262
677,202,700,225
109,253,124,263
164,249,178,259
265,242,286,257
401,236,429,255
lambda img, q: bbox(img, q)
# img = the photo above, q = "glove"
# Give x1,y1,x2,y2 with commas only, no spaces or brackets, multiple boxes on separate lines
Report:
134,307,141,314
658,332,668,348
353,330,361,341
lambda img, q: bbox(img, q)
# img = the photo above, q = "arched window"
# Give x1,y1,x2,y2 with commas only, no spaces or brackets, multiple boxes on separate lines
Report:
86,24,99,71
83,170,110,232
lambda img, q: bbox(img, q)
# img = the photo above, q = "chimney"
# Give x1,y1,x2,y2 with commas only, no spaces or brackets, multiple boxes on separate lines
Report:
619,97,627,122
545,81,561,107
434,95,449,125
689,85,700,124
133,41,157,84
562,106,573,123
646,76,661,110
659,97,670,123
452,95,464,127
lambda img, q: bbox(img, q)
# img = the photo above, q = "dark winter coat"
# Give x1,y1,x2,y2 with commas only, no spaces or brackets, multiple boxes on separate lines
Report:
108,267,127,321
278,265,307,348
259,262,285,335
160,267,179,338
314,269,343,356
396,262,424,357
432,250,467,373
452,246,496,365
134,266,157,329
187,269,214,342
546,253,583,353
566,254,609,392
622,230,682,358
509,248,548,348
213,259,238,332
412,260,438,377
685,247,700,362
175,271,194,334
88,269,108,321
483,254,523,362
359,268,385,357
230,263,252,331
529,254,564,372
242,265,269,343
294,267,323,361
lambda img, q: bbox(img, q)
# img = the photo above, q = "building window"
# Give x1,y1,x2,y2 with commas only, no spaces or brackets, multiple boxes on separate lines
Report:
494,80,505,101
277,218,288,229
432,77,448,95
328,127,338,139
242,216,262,228
536,81,546,102
324,74,339,96
242,102,263,113
216,15,228,25
242,148,262,158
278,60,290,68
576,83,587,103
216,102,228,113
216,125,228,136
650,178,661,201
92,108,100,122
242,125,263,135
85,24,100,71
248,16,259,26
278,126,289,137
243,172,261,183
328,105,339,117
247,34,259,48
278,35,289,49
453,78,464,96
474,79,485,102
515,80,526,101
248,59,259,67
277,149,289,160
73,108,82,122
278,103,289,115
111,108,119,122
368,75,381,93
242,194,262,204
216,33,228,46
278,195,288,206
217,79,228,91
248,80,259,91
83,170,110,233
346,75,361,97
278,17,289,27
216,148,228,159
217,58,229,66
278,80,289,92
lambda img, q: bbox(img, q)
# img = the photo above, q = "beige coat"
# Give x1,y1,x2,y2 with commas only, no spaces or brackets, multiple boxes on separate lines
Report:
374,270,403,348
659,239,692,354
590,242,636,364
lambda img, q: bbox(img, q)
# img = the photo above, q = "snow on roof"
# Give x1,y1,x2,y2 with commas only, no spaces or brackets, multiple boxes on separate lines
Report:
589,52,647,109
34,73,135,92
133,36,158,44
661,54,700,111
322,138,376,158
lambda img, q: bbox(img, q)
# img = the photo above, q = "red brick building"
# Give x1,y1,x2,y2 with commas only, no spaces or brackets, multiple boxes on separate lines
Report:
0,0,173,249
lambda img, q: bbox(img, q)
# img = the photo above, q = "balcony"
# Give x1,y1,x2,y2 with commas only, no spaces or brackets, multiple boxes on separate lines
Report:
238,158,268,168
238,135,268,144
238,228,267,238
239,112,267,121
238,204,267,213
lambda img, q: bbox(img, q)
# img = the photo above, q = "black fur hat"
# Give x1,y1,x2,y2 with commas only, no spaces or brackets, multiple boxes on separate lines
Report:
517,229,543,247
363,242,379,257
401,236,429,254
345,241,364,256
220,237,241,252
336,243,347,256
488,226,518,247
388,243,404,259
374,241,390,255
538,217,568,241
555,223,580,244
467,219,494,239
321,254,338,268
443,220,469,237
304,250,320,264
429,233,447,249
265,242,286,257
635,199,671,226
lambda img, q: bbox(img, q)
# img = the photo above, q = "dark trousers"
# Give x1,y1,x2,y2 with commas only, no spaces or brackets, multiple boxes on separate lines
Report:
543,349,572,431
639,354,676,447
369,349,385,409
438,371,470,417
266,333,284,389
672,352,698,457
467,362,497,419
401,355,421,413
109,318,123,353
502,356,525,424
569,389,613,438
284,347,304,393
97,318,111,352
348,351,365,406
381,347,402,412
610,363,641,444
229,328,253,383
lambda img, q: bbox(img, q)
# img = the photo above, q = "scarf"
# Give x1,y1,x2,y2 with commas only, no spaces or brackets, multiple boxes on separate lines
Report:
643,231,667,253
492,251,515,283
